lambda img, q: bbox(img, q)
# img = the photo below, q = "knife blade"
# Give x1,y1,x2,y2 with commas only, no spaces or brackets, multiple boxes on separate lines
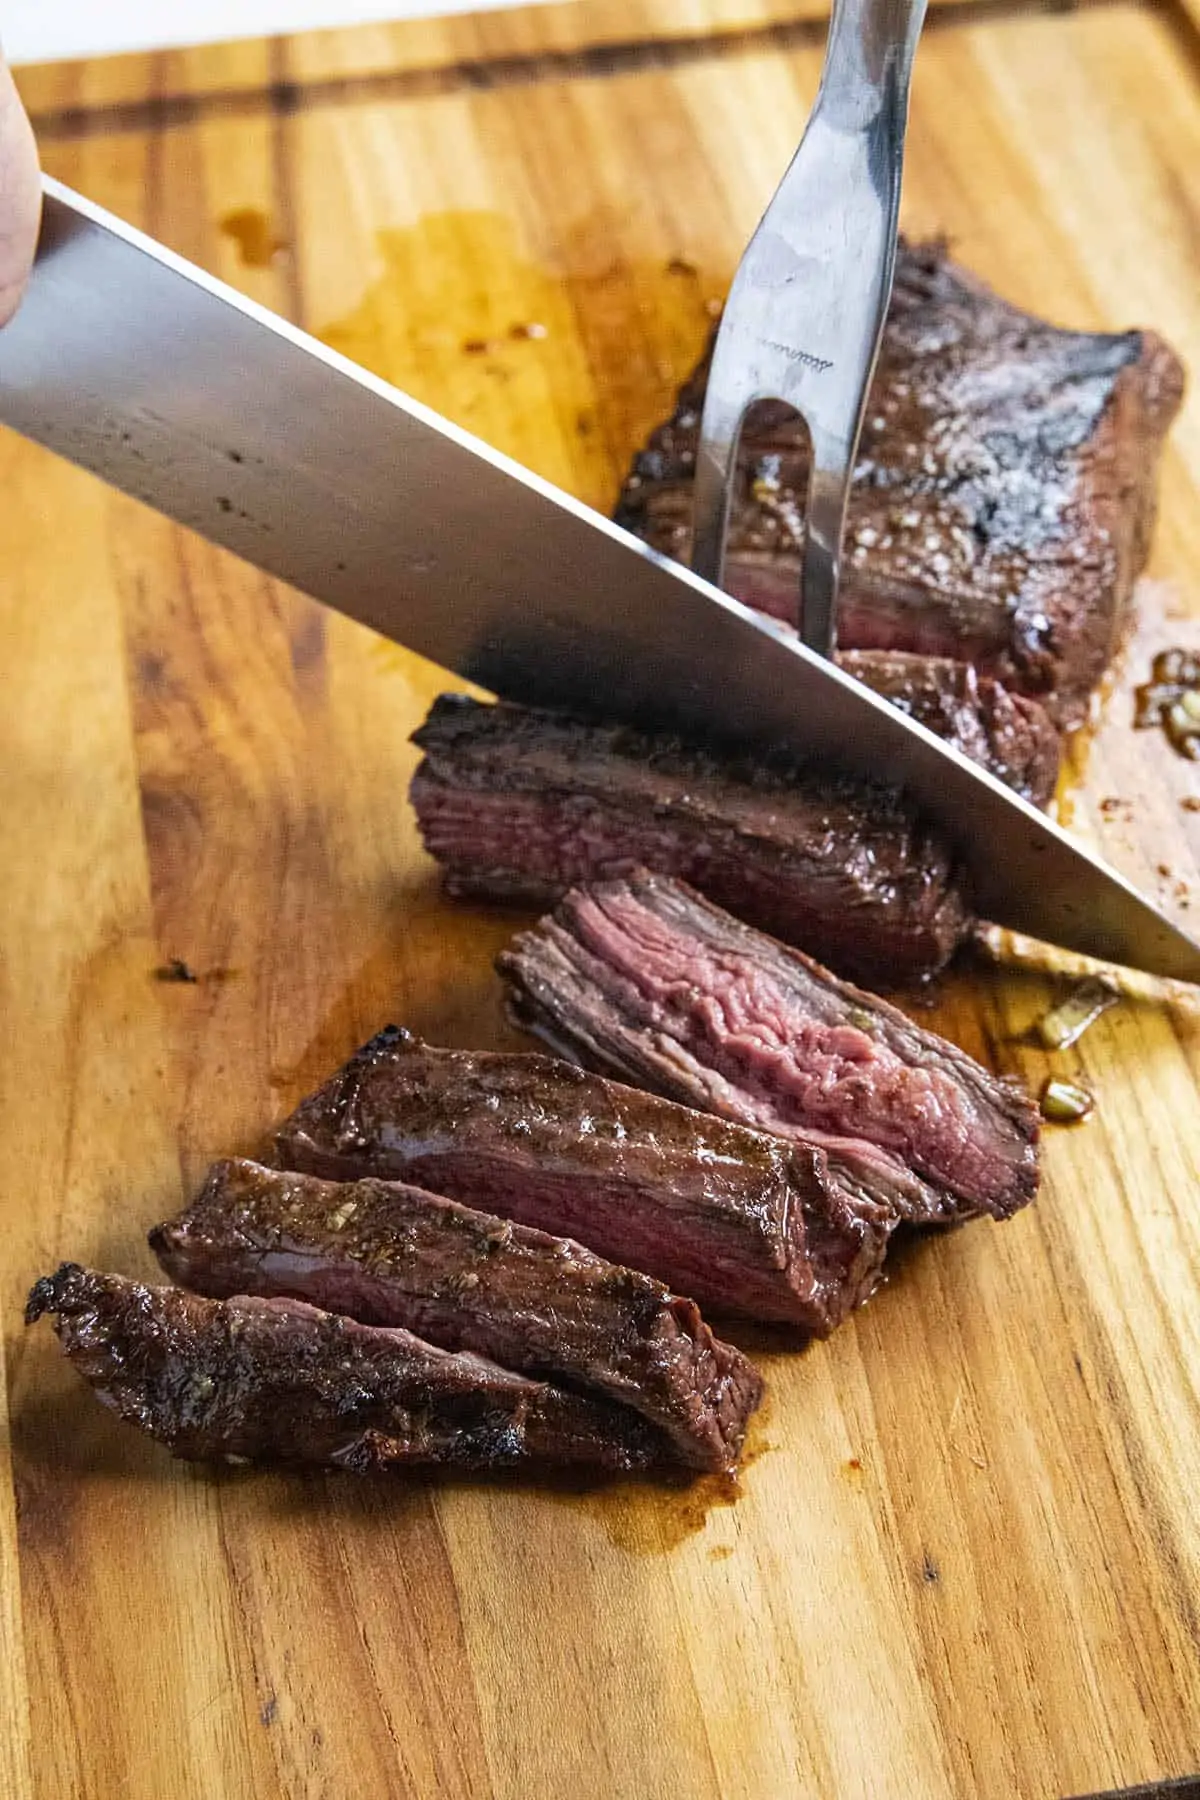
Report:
1,177,1196,983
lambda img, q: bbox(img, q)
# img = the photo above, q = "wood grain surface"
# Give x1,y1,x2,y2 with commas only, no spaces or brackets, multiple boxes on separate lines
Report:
12,0,1002,120
6,2,1200,1795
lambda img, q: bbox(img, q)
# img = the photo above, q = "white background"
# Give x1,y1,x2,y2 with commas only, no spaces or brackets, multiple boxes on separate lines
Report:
4,0,521,65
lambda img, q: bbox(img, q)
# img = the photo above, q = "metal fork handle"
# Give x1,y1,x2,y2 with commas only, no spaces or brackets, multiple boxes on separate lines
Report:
818,0,927,132
691,0,926,655
801,0,926,655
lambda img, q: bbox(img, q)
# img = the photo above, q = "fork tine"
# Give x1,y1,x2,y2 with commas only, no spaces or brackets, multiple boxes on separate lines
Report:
689,374,756,594
691,0,927,656
801,443,858,656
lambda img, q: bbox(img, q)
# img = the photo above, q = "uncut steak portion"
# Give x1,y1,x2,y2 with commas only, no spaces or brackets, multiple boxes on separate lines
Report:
838,652,1060,807
272,1027,894,1334
498,873,1039,1226
26,1264,665,1476
616,241,1184,726
411,692,970,987
151,1158,763,1473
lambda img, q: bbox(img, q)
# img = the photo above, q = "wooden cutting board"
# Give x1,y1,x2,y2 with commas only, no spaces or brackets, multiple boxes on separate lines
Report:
6,3,1200,1794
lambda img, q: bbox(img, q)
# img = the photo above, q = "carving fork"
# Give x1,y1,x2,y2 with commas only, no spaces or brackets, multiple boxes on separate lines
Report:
691,0,928,654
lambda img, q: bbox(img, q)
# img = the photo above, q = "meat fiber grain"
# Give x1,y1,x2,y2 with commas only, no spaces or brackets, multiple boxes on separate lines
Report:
498,872,1039,1225
412,692,970,987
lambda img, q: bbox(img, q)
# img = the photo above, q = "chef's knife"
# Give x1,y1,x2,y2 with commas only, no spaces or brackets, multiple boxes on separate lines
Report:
1,177,1197,983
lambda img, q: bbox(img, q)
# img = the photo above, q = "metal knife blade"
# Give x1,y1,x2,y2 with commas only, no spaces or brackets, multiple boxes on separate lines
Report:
1,177,1196,983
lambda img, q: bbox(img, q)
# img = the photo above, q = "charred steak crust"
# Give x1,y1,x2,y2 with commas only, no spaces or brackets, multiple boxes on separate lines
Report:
615,241,1184,726
26,1263,666,1475
151,1157,763,1473
271,1026,894,1334
497,872,1039,1226
836,651,1061,807
410,691,971,987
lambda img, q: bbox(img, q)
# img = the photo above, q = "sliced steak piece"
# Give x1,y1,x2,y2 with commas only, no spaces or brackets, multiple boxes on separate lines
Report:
26,1263,665,1477
616,241,1184,726
498,872,1039,1226
411,692,970,988
151,1158,762,1473
838,651,1061,807
271,1027,894,1334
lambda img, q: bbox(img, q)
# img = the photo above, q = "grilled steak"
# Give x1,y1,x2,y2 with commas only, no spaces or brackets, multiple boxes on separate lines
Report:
272,1028,893,1333
498,872,1039,1226
838,651,1060,806
26,1263,667,1476
616,241,1184,726
411,692,970,987
151,1158,763,1472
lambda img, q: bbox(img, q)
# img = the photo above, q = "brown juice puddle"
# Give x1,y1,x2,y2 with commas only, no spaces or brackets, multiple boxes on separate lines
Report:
537,1395,776,1555
219,207,288,269
1052,626,1135,828
1053,723,1092,830
314,210,720,512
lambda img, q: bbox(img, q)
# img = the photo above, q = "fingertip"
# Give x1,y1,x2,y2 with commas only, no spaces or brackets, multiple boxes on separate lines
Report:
0,56,40,326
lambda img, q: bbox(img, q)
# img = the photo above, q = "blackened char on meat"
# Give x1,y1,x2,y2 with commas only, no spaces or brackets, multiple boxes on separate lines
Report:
497,872,1039,1227
25,1263,666,1476
151,1158,763,1472
837,651,1060,806
271,1027,894,1334
411,692,970,987
616,241,1184,727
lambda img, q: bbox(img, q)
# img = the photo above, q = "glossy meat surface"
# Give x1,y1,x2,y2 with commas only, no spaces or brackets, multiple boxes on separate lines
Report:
152,1157,763,1472
616,242,1184,726
273,1027,894,1333
26,1263,664,1475
838,651,1060,806
412,692,970,987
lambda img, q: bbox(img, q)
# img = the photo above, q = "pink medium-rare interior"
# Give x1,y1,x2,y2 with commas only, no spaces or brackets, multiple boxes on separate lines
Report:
282,1140,880,1330
358,1150,847,1329
562,886,1019,1214
412,780,960,984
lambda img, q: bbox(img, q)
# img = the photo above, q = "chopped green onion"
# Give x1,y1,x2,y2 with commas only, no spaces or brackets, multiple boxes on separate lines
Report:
1040,1078,1095,1124
1035,977,1119,1051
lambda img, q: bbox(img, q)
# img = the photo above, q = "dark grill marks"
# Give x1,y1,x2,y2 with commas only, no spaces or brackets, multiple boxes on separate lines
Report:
25,1264,667,1477
149,1157,764,1472
615,239,1184,730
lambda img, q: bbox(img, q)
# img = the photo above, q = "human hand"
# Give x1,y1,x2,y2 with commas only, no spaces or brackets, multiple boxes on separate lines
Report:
0,46,39,325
